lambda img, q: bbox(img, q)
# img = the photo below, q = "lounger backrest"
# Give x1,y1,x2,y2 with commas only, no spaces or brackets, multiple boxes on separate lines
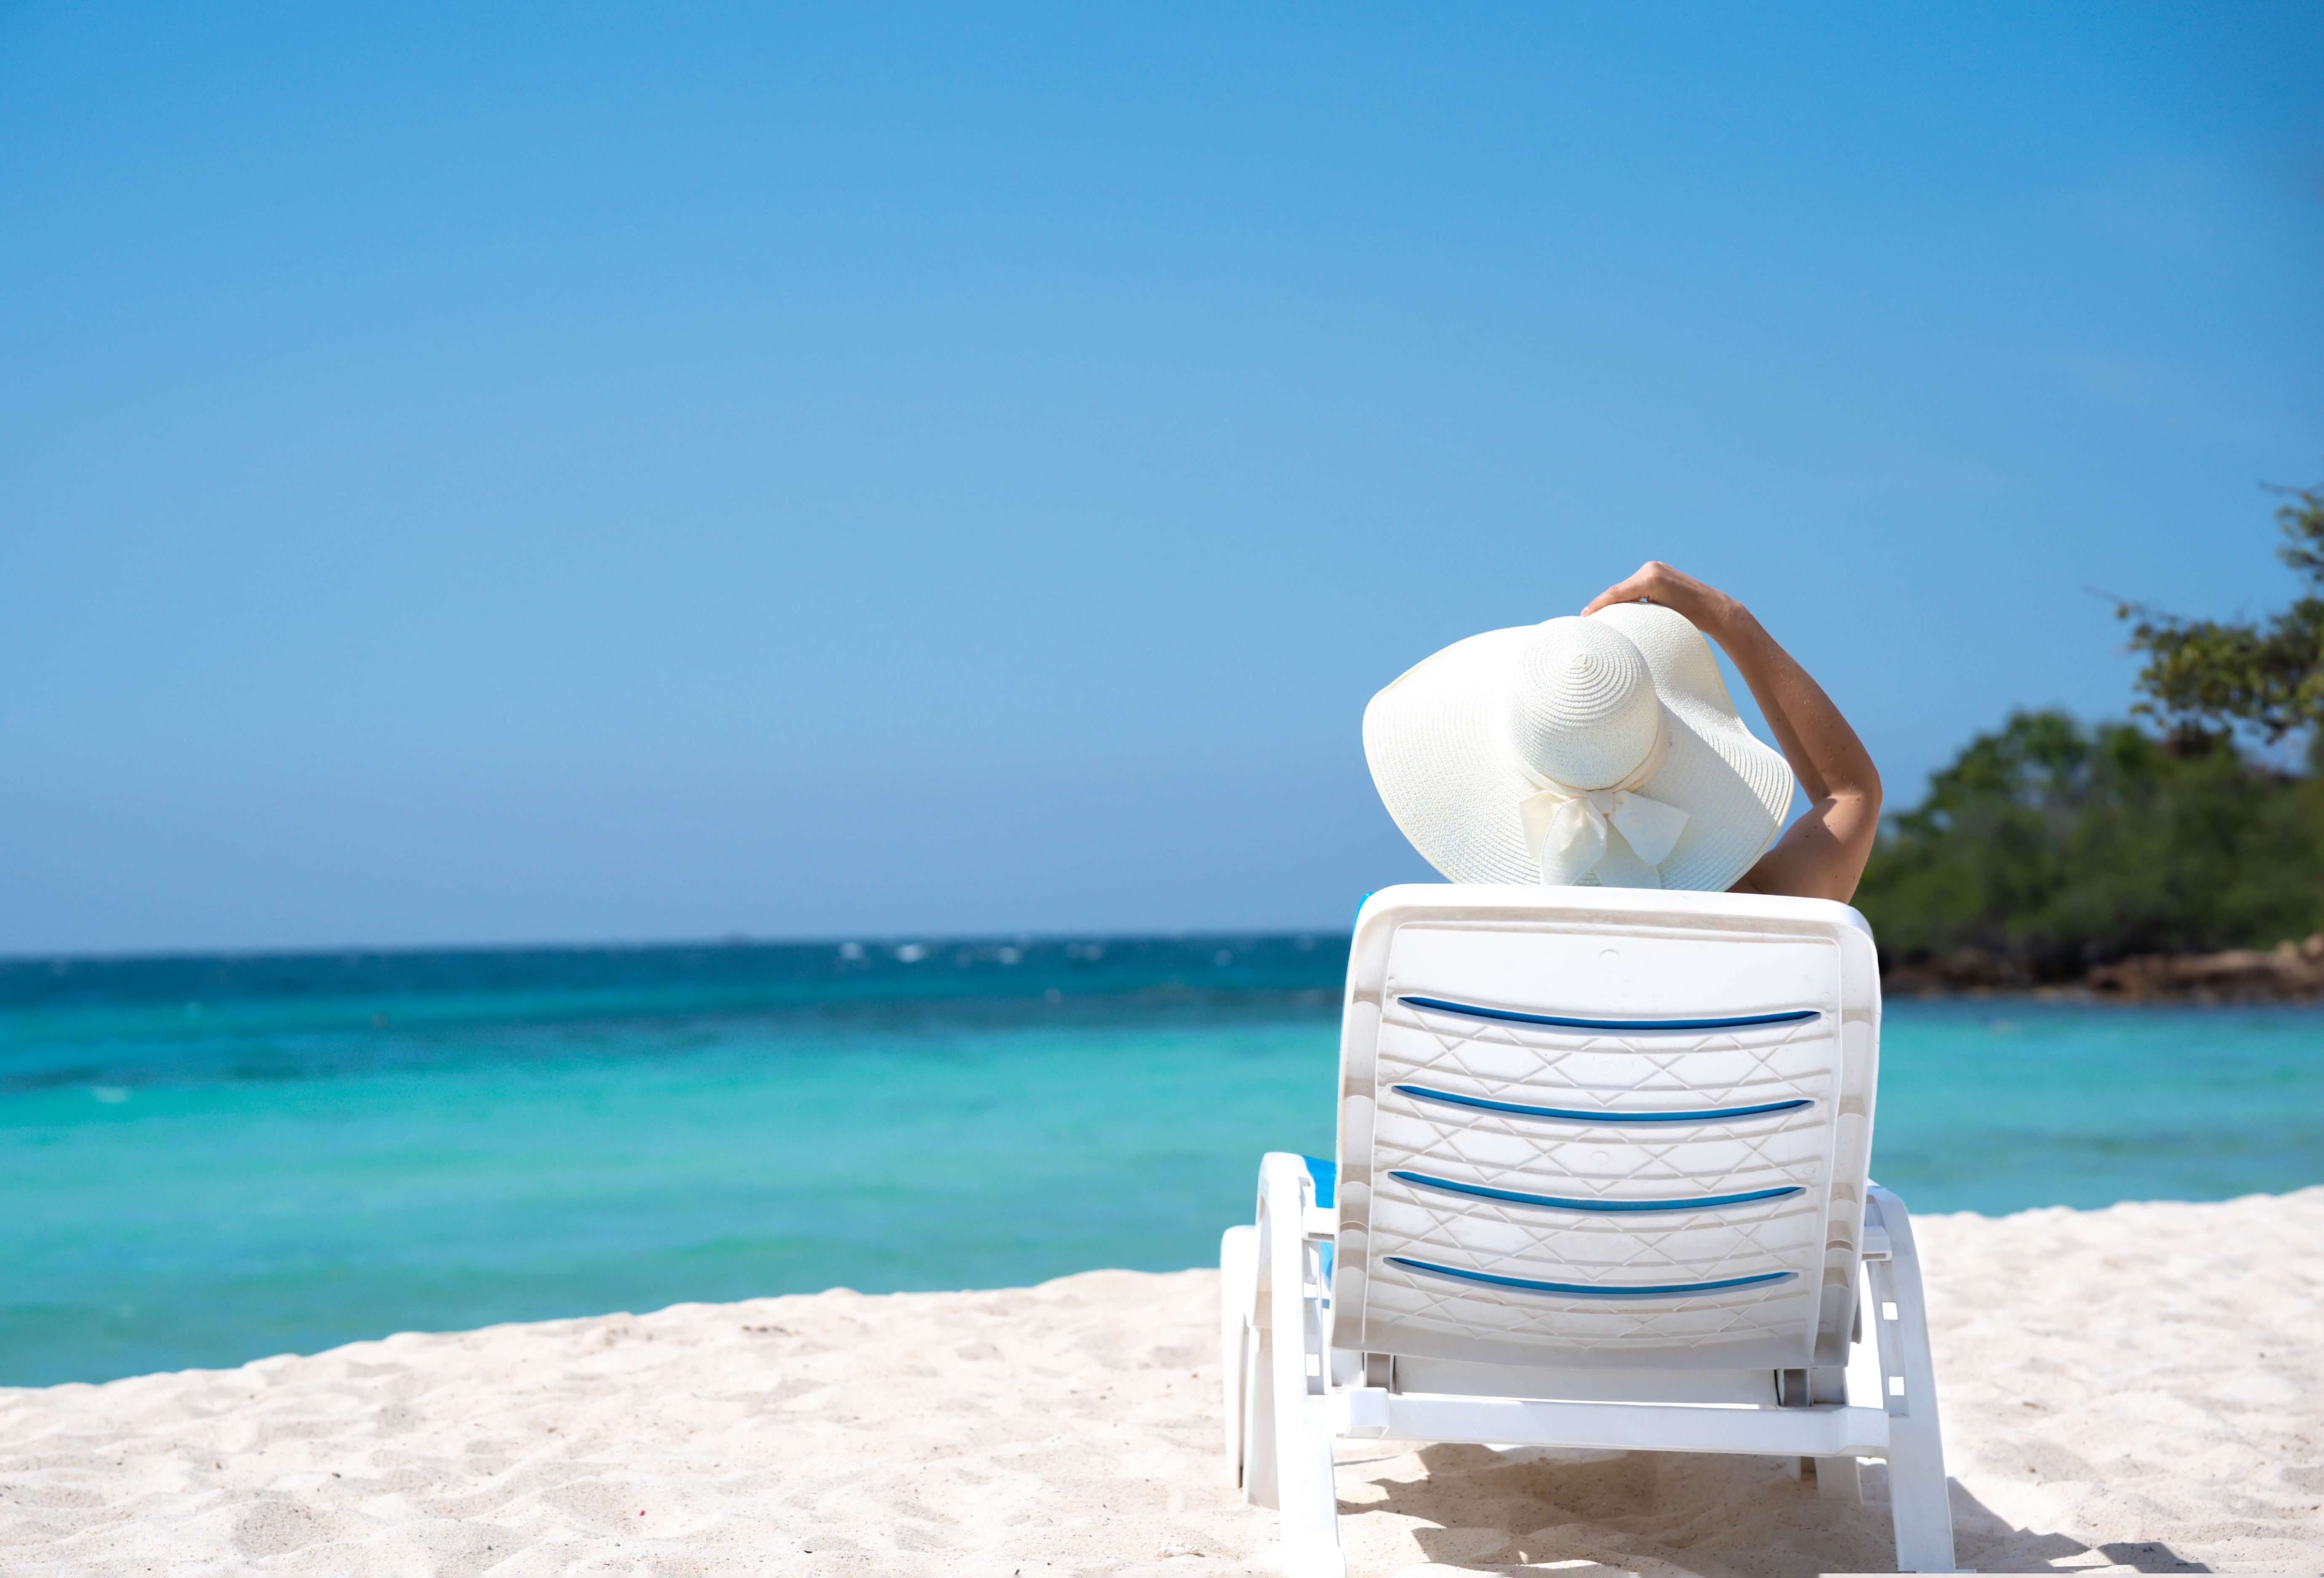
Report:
1330,885,1879,1372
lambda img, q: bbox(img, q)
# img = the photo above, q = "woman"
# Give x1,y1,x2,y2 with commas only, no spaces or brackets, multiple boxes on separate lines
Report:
1362,561,1882,905
1582,561,1881,904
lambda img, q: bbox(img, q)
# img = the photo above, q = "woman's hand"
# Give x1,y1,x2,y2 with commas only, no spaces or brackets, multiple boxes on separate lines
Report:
1581,561,1741,634
1580,561,1883,904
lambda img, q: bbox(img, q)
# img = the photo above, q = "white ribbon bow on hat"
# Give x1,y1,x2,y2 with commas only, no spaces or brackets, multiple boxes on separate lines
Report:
1514,720,1690,888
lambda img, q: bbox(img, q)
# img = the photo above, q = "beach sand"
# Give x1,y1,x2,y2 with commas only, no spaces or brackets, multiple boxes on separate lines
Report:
2,1190,2318,1577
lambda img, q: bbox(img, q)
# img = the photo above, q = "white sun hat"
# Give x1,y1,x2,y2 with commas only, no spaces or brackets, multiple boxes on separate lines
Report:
1361,602,1795,890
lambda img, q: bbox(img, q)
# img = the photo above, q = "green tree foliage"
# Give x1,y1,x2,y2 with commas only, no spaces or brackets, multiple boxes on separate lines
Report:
2118,484,2324,743
1854,709,2324,980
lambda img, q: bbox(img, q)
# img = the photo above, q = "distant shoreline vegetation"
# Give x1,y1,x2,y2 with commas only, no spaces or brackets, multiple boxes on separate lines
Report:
1861,480,2324,998
1854,710,2324,994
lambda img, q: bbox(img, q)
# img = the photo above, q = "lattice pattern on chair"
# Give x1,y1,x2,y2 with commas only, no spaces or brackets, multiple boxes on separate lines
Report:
1345,974,1846,1369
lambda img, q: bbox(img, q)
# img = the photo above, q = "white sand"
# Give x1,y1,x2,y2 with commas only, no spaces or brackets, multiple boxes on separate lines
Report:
3,1190,2319,1577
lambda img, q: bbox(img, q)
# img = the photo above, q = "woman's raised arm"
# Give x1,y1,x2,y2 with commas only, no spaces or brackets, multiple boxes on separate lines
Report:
1582,562,1882,903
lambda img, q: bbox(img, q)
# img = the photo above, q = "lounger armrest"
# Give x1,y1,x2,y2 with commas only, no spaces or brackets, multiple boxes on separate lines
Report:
1258,1154,1320,1365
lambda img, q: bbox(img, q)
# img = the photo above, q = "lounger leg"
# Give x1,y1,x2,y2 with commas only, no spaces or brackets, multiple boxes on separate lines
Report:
1220,1225,1258,1487
1261,1153,1345,1578
1814,1456,1861,1501
1217,1217,1255,1496
1244,1322,1278,1508
1867,1186,1956,1573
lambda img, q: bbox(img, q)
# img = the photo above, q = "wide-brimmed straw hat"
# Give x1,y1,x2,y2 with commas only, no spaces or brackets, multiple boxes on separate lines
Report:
1362,602,1794,891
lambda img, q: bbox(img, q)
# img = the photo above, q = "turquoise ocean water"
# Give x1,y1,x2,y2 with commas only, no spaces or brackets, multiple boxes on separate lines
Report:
4,936,2321,1387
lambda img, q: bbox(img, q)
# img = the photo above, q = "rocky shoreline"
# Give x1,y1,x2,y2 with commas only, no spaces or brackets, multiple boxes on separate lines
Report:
1884,933,2324,1002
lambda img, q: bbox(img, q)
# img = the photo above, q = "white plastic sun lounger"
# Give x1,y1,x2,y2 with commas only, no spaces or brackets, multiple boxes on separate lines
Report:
1220,885,1955,1576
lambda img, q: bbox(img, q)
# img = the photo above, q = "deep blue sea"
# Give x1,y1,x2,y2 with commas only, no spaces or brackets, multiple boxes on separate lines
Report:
4,935,2320,1388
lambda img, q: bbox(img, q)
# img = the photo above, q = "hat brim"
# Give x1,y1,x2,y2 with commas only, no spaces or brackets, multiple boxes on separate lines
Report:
1361,605,1794,891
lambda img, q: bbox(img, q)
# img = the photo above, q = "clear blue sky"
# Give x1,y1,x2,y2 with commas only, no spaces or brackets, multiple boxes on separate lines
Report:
3,4,2320,954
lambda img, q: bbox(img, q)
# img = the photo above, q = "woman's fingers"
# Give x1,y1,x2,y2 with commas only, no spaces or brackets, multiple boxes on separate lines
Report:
1581,563,1666,616
1581,562,1738,631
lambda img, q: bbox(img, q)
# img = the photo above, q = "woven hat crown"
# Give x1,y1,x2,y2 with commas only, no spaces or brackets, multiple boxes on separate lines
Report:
1505,618,1661,790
